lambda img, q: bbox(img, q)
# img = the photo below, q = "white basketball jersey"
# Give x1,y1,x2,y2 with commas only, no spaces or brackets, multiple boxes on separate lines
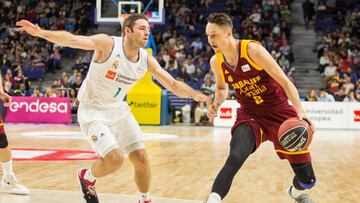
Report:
77,36,148,107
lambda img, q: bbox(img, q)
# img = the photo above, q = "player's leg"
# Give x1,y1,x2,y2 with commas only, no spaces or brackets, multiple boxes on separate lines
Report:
128,146,151,203
271,105,316,203
77,122,122,203
0,120,29,195
287,160,316,203
206,124,256,203
120,113,151,203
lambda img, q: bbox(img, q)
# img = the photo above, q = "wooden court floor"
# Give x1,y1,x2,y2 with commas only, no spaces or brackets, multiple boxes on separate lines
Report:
0,123,359,203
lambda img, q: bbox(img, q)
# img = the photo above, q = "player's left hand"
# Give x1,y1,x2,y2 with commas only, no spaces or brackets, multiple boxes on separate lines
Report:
298,112,315,133
0,91,12,107
191,92,212,105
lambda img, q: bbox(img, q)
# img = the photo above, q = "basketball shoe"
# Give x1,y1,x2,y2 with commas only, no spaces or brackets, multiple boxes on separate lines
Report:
287,186,314,203
77,168,99,203
0,174,30,195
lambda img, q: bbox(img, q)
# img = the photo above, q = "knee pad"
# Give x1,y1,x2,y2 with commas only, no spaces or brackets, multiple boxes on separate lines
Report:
0,134,8,148
293,176,316,190
291,162,316,190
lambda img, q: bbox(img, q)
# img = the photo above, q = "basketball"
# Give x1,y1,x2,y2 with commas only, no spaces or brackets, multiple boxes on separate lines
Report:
278,117,313,152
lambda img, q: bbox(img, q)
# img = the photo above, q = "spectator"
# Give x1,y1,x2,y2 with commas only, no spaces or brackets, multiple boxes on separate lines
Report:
45,85,59,98
305,89,318,101
278,54,290,73
177,65,191,82
200,76,215,95
323,61,337,81
32,86,42,97
302,0,315,29
318,88,335,102
13,83,30,96
333,88,346,101
194,101,212,126
343,90,358,102
184,57,195,75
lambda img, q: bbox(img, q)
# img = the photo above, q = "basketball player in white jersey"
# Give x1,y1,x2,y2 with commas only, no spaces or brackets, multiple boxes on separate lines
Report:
0,76,29,195
16,14,211,203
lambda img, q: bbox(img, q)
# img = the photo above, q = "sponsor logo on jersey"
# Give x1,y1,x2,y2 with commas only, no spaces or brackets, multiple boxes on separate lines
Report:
354,110,360,122
241,64,251,72
220,108,232,119
106,70,116,80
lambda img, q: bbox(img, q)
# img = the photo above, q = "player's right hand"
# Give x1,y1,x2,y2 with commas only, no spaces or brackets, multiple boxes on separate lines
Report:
16,20,42,37
207,103,220,118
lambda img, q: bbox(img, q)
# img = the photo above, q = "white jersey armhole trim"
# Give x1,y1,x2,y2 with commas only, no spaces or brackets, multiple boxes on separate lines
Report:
92,36,116,64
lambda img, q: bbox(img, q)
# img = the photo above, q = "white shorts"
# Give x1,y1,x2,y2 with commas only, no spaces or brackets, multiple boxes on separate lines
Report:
77,102,145,158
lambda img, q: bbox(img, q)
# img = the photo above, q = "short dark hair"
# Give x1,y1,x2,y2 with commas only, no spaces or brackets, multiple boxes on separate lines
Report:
122,13,148,35
319,88,326,92
207,13,233,28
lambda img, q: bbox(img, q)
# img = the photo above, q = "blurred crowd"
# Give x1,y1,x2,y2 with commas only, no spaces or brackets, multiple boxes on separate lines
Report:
308,0,360,102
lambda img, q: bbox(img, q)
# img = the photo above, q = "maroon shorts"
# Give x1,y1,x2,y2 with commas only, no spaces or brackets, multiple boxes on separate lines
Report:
231,105,311,164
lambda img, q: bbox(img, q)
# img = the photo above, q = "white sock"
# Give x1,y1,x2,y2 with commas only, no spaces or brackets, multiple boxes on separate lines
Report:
140,192,150,201
1,160,14,177
207,192,221,203
291,186,305,198
84,169,96,183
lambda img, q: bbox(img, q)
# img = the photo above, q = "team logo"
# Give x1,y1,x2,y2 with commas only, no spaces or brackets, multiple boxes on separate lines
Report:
241,64,251,72
224,70,229,74
227,75,233,82
91,135,98,142
354,110,360,122
112,60,120,69
106,70,116,80
220,108,232,119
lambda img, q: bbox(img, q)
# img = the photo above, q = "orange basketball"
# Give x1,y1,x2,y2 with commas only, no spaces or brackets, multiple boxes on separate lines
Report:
277,117,313,152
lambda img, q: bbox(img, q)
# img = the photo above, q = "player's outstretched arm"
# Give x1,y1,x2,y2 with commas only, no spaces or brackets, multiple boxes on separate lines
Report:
207,55,228,118
247,42,315,131
16,20,112,51
148,55,211,104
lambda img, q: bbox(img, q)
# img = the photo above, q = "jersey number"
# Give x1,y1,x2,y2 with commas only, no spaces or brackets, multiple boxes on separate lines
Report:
253,96,264,105
114,87,122,98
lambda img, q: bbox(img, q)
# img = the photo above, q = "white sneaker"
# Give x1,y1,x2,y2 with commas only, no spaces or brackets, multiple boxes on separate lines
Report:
0,174,30,195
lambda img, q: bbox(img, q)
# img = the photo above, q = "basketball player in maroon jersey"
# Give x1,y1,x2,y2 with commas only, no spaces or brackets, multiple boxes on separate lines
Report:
205,13,316,203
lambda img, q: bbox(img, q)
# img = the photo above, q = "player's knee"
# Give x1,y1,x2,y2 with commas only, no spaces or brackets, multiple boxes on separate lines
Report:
130,149,149,166
104,150,124,169
227,152,247,168
293,174,316,190
0,134,8,148
291,162,316,190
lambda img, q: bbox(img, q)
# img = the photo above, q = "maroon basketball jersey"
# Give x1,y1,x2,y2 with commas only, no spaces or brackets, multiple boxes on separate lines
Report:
215,40,288,111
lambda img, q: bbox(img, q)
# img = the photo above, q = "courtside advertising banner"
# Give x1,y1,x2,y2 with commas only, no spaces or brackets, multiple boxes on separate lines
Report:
213,100,240,127
214,100,360,129
348,102,360,129
6,96,72,123
302,102,348,129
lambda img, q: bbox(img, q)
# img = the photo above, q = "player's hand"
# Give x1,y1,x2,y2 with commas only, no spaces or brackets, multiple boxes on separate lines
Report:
207,103,220,118
16,20,43,37
191,92,212,105
0,92,12,107
298,112,315,133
